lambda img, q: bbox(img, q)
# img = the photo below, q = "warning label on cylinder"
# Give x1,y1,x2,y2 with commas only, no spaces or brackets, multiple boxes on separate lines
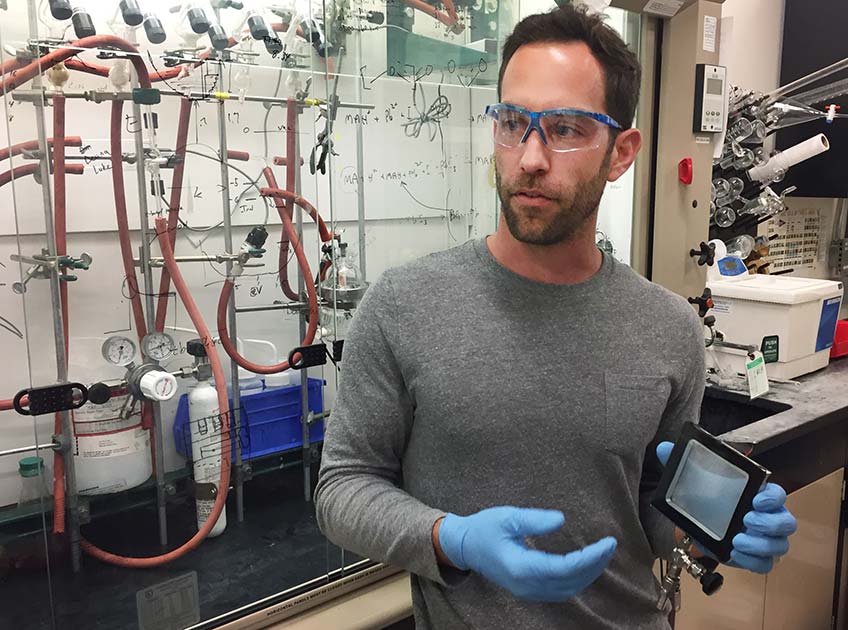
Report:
75,426,149,459
137,572,200,630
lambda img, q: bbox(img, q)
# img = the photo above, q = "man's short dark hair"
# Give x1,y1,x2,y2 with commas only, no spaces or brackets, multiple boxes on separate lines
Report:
498,5,642,130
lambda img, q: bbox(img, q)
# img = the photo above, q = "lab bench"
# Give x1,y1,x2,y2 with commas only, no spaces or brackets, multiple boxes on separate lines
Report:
676,358,848,630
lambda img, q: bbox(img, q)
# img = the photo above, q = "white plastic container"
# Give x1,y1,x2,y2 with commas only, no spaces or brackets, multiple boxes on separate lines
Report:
70,341,152,495
707,274,844,379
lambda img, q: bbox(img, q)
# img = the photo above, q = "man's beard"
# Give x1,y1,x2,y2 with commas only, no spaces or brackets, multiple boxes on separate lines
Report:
496,152,611,246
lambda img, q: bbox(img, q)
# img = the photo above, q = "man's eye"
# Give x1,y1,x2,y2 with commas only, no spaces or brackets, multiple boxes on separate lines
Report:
503,117,522,132
553,124,578,137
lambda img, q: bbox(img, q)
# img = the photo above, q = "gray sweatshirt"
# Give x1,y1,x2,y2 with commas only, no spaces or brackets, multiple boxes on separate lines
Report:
315,237,705,629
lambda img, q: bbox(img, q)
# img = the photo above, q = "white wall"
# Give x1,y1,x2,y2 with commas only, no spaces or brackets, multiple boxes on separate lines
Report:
719,0,785,95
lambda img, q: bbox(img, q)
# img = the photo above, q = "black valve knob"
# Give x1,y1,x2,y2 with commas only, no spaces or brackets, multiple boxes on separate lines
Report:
71,7,97,38
264,36,283,57
186,338,207,357
700,570,724,596
703,315,716,328
186,7,210,34
689,241,716,267
208,24,229,50
247,14,270,40
246,225,269,249
48,0,72,20
366,11,385,24
119,0,143,26
143,14,167,44
688,287,714,318
88,382,112,405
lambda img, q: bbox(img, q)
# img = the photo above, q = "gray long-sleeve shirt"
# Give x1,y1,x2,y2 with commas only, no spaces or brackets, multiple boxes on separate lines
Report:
315,237,705,629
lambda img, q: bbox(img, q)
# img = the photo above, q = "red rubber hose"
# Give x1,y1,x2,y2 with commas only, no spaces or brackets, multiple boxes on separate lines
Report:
110,101,148,341
280,99,300,301
52,96,69,535
265,166,299,302
0,35,153,92
13,37,241,85
154,98,192,333
259,186,333,244
226,150,249,161
0,163,83,187
272,155,303,166
79,217,231,568
0,56,28,77
216,183,320,375
400,0,464,33
0,137,82,162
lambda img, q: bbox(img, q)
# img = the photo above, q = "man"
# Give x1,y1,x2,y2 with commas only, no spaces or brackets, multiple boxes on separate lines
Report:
315,6,796,629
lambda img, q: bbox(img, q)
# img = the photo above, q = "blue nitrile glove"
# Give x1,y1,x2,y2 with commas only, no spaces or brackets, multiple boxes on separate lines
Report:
438,506,618,602
656,442,797,574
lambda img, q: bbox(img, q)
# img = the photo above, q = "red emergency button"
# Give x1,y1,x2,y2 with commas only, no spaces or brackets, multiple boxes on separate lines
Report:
678,158,693,185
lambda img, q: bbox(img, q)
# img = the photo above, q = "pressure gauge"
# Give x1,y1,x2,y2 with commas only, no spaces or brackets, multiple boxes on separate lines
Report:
141,332,177,362
101,335,137,367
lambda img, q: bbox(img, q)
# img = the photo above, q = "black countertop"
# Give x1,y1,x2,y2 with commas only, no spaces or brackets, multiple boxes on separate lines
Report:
717,356,848,455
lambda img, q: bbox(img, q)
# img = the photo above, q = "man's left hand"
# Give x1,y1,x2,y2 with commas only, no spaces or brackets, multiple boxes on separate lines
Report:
656,441,797,574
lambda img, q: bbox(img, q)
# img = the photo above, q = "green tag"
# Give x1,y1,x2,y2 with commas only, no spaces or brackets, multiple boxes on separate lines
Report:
746,352,769,400
761,336,779,363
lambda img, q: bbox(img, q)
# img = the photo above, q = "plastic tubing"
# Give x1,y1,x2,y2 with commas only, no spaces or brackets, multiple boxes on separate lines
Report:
216,174,320,375
154,98,192,333
0,137,82,162
79,217,231,567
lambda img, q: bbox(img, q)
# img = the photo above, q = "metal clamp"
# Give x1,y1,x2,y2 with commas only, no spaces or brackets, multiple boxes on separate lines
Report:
10,250,92,293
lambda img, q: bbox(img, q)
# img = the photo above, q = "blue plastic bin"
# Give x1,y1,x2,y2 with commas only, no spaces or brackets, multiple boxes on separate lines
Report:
173,378,325,461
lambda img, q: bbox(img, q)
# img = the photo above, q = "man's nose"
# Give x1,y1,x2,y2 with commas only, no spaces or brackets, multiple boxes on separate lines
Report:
519,128,551,175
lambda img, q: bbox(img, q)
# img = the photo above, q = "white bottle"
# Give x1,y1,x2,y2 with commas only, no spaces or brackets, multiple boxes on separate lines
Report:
186,339,227,538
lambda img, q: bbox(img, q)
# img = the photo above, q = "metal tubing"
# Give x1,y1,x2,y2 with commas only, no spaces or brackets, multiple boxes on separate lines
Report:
25,0,82,572
354,43,367,283
143,254,249,266
216,59,245,524
12,88,374,111
131,81,169,548
234,302,310,314
0,443,59,458
294,105,311,503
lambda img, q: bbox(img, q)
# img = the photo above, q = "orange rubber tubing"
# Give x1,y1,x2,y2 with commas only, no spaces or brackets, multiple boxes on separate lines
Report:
216,179,321,375
0,162,83,187
400,0,464,33
154,98,192,333
0,35,153,92
16,37,241,85
52,96,69,535
0,137,82,162
79,217,232,567
110,100,148,341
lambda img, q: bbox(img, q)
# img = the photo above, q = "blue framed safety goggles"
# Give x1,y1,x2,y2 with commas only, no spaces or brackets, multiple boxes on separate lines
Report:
485,103,622,153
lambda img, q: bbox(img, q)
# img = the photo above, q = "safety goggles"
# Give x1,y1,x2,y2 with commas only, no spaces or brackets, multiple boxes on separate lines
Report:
484,103,621,153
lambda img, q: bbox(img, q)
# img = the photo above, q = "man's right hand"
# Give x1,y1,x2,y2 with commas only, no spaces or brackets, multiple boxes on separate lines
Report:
435,506,617,602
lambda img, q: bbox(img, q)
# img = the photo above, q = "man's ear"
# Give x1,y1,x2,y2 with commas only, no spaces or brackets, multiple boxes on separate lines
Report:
607,128,642,182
